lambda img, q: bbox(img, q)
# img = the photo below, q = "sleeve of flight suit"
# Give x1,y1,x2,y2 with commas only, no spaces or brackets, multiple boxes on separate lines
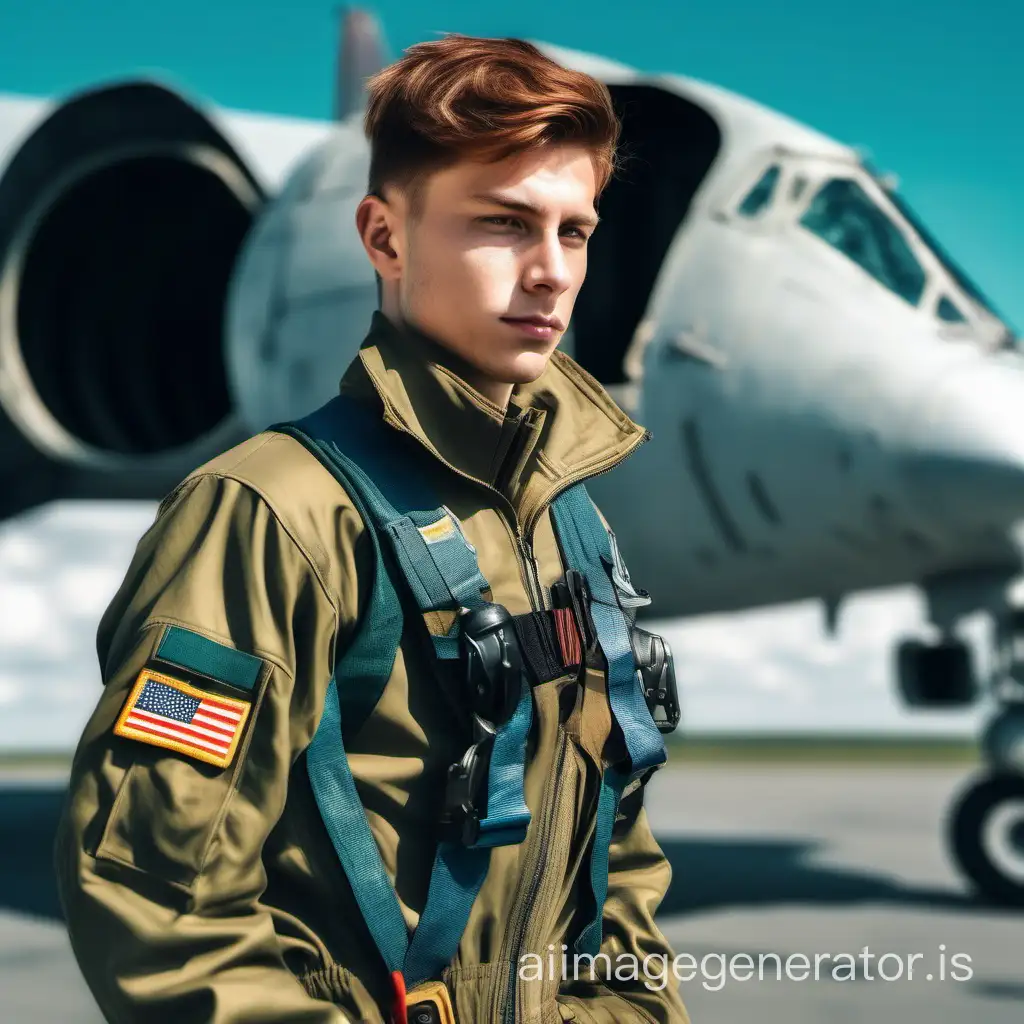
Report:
558,782,689,1024
54,470,358,1024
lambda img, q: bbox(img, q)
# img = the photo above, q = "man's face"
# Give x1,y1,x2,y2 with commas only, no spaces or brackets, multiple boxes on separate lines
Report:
360,143,599,400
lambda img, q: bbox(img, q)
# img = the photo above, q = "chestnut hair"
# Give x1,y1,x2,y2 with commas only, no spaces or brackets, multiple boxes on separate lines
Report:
363,34,620,210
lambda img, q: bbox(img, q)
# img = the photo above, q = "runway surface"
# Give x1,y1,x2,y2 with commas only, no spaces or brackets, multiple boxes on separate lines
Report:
1,762,1020,1023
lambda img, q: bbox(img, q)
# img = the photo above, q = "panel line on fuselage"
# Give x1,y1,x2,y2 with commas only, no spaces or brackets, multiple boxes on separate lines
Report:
681,417,748,553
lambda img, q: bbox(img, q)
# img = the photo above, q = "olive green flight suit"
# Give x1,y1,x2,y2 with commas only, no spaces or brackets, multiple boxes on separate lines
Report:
55,311,689,1024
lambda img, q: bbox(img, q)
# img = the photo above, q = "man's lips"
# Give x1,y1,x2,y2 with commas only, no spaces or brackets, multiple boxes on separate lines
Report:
501,315,565,332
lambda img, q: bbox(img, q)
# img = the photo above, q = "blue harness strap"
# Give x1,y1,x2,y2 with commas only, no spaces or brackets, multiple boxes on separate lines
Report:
550,482,668,955
276,395,666,983
273,395,532,987
573,764,627,956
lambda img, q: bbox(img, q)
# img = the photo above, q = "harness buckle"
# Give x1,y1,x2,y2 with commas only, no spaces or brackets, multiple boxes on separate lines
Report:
458,603,523,724
438,602,528,845
631,627,681,734
439,715,496,845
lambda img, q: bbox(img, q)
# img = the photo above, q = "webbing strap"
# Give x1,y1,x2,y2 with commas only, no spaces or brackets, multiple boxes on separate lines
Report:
473,677,533,847
292,398,490,619
402,843,491,983
549,482,667,956
573,765,627,955
550,483,666,776
306,677,409,972
274,395,533,986
275,418,406,743
396,508,490,611
310,668,501,984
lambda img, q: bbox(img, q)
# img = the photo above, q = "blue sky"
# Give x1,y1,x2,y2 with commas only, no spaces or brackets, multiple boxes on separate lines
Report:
0,0,1020,327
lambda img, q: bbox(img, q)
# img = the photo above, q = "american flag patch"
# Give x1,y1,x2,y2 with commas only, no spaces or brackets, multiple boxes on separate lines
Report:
114,669,251,768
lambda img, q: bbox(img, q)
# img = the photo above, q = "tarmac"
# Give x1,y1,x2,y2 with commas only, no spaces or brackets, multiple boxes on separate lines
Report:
1,761,1020,1023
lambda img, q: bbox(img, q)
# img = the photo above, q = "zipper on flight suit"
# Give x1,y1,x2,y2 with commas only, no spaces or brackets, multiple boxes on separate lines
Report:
496,408,547,612
507,418,656,617
363,379,652,1020
499,728,568,1024
495,433,653,1022
514,530,546,611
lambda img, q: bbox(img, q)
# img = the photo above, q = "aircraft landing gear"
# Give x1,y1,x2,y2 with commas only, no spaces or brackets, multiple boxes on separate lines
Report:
898,586,1024,906
948,770,1024,906
945,610,1024,907
895,636,977,708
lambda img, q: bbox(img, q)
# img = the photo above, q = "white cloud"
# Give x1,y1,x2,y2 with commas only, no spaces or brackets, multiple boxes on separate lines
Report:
0,676,21,706
0,501,157,749
0,582,50,648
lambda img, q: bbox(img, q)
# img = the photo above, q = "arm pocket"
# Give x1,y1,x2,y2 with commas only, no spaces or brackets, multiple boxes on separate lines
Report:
93,640,272,890
94,748,242,890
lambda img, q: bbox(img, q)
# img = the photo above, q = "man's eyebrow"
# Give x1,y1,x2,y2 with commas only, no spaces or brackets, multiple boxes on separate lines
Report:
470,191,600,228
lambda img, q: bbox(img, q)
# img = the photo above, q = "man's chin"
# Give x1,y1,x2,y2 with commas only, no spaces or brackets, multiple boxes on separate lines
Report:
501,351,554,385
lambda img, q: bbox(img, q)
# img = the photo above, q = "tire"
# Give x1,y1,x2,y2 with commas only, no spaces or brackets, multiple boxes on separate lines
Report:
948,773,1024,907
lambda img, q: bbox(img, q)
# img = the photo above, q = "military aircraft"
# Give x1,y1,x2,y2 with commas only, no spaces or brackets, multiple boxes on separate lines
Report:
0,10,1022,906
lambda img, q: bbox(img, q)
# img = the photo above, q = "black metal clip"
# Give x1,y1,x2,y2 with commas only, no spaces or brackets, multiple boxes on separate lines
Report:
459,603,523,725
631,627,681,734
438,715,496,845
439,603,524,846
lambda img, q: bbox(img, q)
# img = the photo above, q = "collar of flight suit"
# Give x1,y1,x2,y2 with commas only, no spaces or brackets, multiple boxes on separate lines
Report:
338,310,649,533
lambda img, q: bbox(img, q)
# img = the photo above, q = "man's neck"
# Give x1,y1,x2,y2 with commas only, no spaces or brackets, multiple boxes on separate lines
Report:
461,370,514,412
378,307,514,411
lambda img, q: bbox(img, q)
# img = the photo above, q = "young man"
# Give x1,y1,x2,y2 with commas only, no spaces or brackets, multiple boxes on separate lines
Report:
55,35,689,1024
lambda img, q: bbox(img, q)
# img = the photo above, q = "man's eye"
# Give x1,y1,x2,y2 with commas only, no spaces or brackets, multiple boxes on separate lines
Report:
562,226,589,241
480,216,522,229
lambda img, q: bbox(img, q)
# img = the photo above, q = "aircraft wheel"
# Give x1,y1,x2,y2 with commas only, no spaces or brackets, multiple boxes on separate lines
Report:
948,773,1024,907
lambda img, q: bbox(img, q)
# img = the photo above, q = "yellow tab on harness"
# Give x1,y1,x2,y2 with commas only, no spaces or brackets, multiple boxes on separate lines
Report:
417,514,456,545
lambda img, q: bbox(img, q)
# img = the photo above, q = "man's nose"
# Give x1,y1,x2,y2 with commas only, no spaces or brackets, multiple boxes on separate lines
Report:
523,233,571,293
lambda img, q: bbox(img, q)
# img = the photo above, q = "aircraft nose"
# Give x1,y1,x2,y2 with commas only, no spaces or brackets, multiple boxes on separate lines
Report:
904,355,1024,528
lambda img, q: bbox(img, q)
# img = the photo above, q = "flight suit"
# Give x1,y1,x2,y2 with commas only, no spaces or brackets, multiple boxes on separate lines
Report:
54,311,689,1024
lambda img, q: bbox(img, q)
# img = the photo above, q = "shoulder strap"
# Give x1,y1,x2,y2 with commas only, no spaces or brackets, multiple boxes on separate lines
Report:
550,481,668,956
284,394,491,654
270,394,532,993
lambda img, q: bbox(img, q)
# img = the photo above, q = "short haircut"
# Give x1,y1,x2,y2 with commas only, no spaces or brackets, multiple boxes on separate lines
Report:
363,34,620,211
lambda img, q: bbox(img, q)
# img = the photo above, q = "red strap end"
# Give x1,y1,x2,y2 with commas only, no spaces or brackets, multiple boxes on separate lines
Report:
390,971,407,1024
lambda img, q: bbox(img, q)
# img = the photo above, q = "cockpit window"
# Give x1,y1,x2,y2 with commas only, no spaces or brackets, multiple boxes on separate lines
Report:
799,178,926,305
882,185,1005,324
937,296,967,324
738,164,780,217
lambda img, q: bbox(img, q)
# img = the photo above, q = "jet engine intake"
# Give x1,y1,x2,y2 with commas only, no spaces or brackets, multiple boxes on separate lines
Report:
0,81,263,483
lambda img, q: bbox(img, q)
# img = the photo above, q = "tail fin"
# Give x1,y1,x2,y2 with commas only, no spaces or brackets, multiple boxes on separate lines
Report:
334,6,390,121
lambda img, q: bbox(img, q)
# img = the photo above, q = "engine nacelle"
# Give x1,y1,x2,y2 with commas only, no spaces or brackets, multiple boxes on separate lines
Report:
0,80,330,520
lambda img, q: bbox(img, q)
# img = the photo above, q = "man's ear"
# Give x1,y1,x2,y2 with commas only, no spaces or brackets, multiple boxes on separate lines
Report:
355,193,402,282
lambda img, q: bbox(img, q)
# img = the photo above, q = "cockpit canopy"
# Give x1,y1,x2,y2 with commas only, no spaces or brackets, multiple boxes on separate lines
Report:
734,154,1016,349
